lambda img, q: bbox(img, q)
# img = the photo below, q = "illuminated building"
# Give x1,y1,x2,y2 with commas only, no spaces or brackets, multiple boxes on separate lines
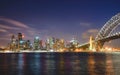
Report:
53,38,59,50
68,38,79,51
70,38,79,46
7,33,32,51
10,34,17,51
25,40,32,50
45,38,49,50
52,38,65,51
39,40,43,49
18,33,24,50
33,36,40,50
60,39,65,49
19,40,25,50
18,33,23,40
49,37,54,49
45,37,55,50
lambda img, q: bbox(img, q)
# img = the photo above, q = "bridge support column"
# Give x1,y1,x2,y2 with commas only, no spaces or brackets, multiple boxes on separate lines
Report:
95,41,104,51
89,36,96,51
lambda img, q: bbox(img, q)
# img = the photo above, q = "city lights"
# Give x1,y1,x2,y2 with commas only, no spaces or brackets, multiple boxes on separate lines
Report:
20,40,24,44
35,36,39,39
1,30,120,53
0,13,120,53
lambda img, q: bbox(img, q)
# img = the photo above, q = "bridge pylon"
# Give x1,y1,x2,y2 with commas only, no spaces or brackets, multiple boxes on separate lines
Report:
94,41,104,51
89,36,96,51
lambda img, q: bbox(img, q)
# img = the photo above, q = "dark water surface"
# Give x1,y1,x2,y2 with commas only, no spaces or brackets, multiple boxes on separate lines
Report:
0,52,120,75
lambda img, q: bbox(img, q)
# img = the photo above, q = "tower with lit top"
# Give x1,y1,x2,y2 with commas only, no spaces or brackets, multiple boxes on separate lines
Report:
33,36,40,50
89,36,95,51
10,34,17,51
17,33,24,50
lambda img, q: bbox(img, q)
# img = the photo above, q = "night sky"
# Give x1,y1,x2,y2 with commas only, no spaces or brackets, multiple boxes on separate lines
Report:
0,0,120,47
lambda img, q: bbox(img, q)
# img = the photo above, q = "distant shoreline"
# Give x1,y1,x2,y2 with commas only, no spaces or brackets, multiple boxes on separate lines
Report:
0,50,119,53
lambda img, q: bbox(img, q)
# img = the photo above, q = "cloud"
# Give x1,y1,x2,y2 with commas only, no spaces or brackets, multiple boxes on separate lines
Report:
0,24,20,30
0,17,29,29
0,17,51,45
80,22,91,27
0,37,9,40
0,29,8,32
88,29,99,33
82,29,99,40
0,17,43,46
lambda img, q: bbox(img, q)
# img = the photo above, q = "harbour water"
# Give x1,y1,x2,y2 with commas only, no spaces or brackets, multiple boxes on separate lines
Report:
0,52,120,75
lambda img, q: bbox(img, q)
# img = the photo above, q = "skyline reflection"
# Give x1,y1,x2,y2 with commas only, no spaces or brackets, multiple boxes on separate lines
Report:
0,52,118,75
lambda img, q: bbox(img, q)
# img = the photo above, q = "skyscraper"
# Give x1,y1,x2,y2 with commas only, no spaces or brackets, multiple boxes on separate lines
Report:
10,34,16,51
18,33,24,50
34,36,40,50
18,33,22,40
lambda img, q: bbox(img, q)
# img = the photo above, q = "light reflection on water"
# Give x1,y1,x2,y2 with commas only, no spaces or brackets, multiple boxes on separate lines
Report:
0,52,120,75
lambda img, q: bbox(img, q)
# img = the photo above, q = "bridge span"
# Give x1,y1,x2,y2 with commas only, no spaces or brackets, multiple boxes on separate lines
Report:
79,13,120,51
78,32,120,50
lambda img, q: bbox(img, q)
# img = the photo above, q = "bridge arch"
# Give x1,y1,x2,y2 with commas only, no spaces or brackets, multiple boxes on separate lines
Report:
95,13,120,50
96,13,120,40
78,13,120,51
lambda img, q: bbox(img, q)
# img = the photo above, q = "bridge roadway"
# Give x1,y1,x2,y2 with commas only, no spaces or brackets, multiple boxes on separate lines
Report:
78,13,120,50
78,32,120,49
99,32,120,42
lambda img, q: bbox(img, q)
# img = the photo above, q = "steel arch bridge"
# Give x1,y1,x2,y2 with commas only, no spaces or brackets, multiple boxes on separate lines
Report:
96,13,120,40
95,13,120,50
79,13,120,51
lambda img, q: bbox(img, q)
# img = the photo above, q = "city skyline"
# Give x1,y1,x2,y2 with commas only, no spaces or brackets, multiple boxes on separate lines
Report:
0,0,120,47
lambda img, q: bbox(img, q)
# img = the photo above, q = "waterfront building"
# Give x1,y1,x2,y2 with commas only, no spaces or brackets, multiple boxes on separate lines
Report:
68,38,79,51
18,33,23,40
45,39,50,50
39,40,43,49
24,40,32,50
10,34,17,51
45,37,55,50
17,33,25,50
49,37,54,49
52,38,65,51
33,36,40,50
53,38,60,50
70,38,79,46
59,39,65,50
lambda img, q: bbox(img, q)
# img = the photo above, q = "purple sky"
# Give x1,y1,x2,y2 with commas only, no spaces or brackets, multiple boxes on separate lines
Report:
0,0,120,48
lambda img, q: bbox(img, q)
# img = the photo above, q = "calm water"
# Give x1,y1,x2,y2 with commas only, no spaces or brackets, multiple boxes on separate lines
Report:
0,52,120,75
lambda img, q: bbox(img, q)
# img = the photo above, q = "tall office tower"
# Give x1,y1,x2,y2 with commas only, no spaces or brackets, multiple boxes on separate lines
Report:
11,35,15,43
25,40,31,49
11,35,15,41
10,34,16,51
50,37,54,49
17,33,24,50
18,33,22,40
68,38,79,51
60,39,65,49
45,38,50,50
39,40,43,49
34,36,40,50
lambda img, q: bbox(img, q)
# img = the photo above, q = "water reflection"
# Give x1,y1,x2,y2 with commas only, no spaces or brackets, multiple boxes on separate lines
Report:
18,54,24,75
59,54,65,75
94,53,106,75
112,52,120,75
87,53,95,75
106,54,114,75
0,52,119,75
44,54,56,75
69,55,81,75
